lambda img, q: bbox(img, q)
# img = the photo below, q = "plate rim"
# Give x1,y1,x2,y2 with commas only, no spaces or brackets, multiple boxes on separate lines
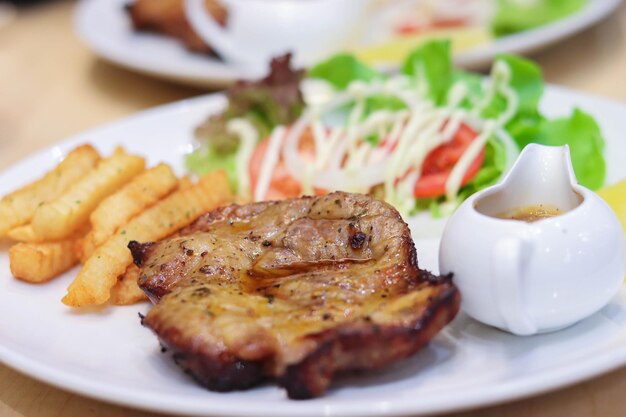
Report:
1,87,626,417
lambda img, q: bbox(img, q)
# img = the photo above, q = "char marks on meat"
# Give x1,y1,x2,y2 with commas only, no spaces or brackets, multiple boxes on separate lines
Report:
131,192,459,399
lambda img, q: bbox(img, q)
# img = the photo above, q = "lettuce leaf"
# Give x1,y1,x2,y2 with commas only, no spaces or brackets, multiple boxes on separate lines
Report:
185,146,238,191
402,40,453,106
450,70,483,109
363,94,407,115
477,55,605,189
500,54,543,115
533,108,606,190
476,54,547,158
455,54,605,190
481,54,543,120
492,0,587,37
308,54,381,90
194,54,305,155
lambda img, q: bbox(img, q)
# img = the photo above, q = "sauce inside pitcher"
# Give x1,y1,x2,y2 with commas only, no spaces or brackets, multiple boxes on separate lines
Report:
496,205,562,222
472,144,584,222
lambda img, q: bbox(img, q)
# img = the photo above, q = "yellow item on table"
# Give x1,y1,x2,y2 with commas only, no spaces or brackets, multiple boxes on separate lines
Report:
598,179,626,282
598,179,626,233
356,26,492,66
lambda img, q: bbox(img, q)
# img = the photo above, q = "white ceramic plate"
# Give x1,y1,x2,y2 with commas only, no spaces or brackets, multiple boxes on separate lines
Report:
1,87,626,417
74,0,622,88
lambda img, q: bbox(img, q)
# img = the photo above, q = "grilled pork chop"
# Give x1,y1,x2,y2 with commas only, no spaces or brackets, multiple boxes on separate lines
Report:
130,192,459,399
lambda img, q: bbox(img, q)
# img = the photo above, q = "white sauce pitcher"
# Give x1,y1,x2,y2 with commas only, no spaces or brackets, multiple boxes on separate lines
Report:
439,144,625,336
184,0,370,68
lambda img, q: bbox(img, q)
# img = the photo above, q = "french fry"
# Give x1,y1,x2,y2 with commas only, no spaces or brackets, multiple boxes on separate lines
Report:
0,145,100,237
109,264,148,305
7,225,42,243
75,232,97,264
62,171,232,307
90,163,178,248
76,170,194,264
178,176,194,190
31,150,145,240
8,223,89,244
9,239,80,283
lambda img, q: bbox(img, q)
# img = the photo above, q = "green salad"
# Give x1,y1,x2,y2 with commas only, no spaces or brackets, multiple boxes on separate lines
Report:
187,40,605,217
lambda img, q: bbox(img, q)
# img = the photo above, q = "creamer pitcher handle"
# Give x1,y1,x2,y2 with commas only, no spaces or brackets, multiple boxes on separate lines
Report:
184,0,245,63
492,238,537,335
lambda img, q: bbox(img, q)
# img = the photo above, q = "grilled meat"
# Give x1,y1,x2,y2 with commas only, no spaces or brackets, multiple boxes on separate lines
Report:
131,192,459,399
126,0,227,54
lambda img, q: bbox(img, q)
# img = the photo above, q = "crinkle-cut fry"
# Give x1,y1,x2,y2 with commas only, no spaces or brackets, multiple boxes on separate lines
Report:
77,234,93,264
8,223,89,244
74,235,86,263
31,151,145,240
78,174,189,265
75,232,97,264
90,163,178,247
62,171,232,307
178,176,194,190
0,145,100,237
7,224,42,243
110,264,148,305
82,164,178,261
9,239,80,283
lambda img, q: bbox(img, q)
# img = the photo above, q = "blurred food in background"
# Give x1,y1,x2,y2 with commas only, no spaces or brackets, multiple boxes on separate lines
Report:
122,0,588,66
125,0,227,54
75,0,614,86
129,0,370,67
359,0,492,64
358,0,587,65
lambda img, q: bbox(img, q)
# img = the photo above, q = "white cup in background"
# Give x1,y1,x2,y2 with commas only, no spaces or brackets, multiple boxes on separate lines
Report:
184,0,371,68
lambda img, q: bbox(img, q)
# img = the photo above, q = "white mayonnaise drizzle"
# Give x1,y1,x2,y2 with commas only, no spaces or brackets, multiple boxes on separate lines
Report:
445,120,496,201
473,60,519,126
227,118,258,201
254,62,521,215
317,126,345,169
384,104,437,203
254,126,286,201
447,81,469,108
301,163,315,195
310,116,334,171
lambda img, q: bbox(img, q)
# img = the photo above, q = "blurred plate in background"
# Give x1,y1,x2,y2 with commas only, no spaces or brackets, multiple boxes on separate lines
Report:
74,0,622,87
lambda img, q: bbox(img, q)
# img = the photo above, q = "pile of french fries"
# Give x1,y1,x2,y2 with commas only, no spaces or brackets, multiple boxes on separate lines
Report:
1,144,232,307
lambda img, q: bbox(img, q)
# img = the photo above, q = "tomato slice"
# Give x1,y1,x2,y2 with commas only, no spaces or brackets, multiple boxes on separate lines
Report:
249,123,483,201
249,138,299,200
413,123,484,198
249,128,323,200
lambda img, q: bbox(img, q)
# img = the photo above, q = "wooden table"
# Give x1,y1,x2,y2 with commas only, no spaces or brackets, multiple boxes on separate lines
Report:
1,1,626,416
